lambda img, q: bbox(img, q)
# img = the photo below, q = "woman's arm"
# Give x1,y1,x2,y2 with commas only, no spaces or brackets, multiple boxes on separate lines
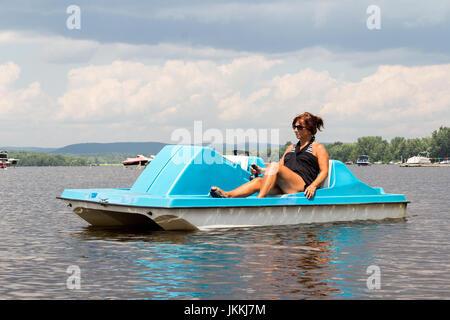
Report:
280,144,295,166
304,143,329,199
252,144,295,175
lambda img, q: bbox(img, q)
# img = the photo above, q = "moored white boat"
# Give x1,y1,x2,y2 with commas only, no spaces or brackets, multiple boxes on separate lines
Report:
406,152,431,164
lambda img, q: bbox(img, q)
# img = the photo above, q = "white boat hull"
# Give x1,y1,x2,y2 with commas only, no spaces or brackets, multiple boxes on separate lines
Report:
406,156,431,164
62,199,407,231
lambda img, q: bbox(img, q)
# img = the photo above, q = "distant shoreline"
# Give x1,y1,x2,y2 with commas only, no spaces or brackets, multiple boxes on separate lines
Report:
399,163,450,167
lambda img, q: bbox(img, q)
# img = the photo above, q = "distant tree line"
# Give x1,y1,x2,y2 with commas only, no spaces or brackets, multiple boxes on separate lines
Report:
275,126,449,163
7,127,449,166
8,151,92,166
7,152,154,166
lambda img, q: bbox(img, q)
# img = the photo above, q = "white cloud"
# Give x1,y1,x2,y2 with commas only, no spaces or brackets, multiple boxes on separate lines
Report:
0,62,52,120
0,61,20,87
53,58,450,144
56,57,280,125
321,64,450,122
1,45,449,146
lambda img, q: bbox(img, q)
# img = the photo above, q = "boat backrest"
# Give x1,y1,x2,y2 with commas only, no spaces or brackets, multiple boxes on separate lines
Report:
131,145,253,195
280,159,379,198
223,155,265,171
317,160,334,189
223,155,249,171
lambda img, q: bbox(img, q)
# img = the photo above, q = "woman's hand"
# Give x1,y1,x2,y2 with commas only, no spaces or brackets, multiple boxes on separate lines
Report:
304,184,317,199
250,164,263,175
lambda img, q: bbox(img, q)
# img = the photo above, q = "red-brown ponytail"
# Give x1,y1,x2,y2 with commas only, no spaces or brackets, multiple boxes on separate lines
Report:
292,112,324,135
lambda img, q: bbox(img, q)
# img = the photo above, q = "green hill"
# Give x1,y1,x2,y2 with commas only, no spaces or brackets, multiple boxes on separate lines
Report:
51,142,168,155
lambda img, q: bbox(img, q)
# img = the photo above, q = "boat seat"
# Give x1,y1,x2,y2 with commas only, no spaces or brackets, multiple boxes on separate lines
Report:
279,160,334,197
316,160,333,189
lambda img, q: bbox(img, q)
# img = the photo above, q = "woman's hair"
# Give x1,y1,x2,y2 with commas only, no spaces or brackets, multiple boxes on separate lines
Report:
292,112,324,135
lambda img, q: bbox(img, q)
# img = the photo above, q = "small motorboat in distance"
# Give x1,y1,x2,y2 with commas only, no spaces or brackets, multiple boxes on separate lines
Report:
0,151,6,169
0,150,19,168
122,154,154,167
58,145,408,231
357,155,371,166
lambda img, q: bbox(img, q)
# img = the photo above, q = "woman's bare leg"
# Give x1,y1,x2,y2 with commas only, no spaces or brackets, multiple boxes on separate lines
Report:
258,163,306,198
228,177,262,198
211,176,283,198
257,163,280,198
211,177,261,198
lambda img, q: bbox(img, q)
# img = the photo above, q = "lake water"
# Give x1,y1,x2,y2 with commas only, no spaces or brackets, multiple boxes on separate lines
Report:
0,165,449,299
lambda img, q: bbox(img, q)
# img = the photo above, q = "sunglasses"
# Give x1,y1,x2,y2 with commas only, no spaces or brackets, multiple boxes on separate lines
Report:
292,125,304,131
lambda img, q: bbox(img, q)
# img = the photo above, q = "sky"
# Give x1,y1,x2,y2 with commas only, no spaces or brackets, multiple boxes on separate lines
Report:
1,0,449,148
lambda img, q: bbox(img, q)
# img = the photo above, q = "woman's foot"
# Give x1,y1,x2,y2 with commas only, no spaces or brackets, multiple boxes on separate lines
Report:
210,186,229,198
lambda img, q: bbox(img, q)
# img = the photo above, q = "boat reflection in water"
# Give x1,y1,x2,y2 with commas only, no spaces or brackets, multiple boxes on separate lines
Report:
75,219,404,299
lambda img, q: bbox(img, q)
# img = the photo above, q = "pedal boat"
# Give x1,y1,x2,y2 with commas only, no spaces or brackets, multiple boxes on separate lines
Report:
58,145,408,231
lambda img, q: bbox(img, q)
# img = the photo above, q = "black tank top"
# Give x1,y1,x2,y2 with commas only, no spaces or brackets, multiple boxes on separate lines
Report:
283,137,320,188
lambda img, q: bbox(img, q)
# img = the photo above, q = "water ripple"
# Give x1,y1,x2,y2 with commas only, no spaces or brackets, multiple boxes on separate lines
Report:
0,165,449,299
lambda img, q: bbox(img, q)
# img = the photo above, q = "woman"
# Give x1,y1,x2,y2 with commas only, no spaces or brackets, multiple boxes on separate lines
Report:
210,112,329,199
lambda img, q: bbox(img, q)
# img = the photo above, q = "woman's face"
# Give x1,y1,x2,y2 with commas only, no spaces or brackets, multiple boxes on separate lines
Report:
293,119,310,140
